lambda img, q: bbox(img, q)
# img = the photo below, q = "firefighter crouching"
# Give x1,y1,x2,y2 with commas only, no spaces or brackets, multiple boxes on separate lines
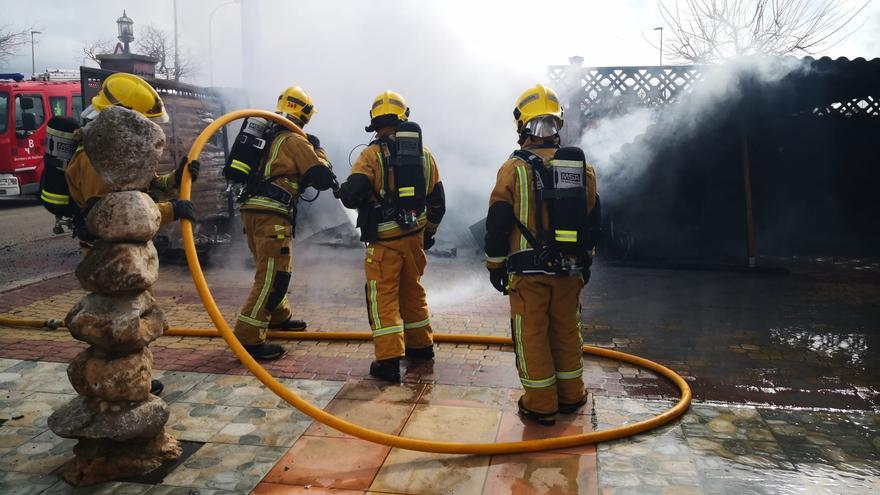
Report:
40,73,200,397
224,86,337,362
484,84,601,426
338,90,446,382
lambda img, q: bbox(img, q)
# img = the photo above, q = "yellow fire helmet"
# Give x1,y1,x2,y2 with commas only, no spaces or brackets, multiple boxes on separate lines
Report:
81,73,169,124
276,86,315,125
370,90,410,121
513,84,563,134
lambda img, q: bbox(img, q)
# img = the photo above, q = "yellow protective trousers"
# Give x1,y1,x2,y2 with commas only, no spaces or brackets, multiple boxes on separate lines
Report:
364,232,433,360
509,273,586,414
233,211,294,346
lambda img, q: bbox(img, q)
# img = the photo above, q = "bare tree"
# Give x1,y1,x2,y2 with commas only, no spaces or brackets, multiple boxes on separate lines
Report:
81,38,115,66
655,0,870,63
0,24,31,64
136,24,197,81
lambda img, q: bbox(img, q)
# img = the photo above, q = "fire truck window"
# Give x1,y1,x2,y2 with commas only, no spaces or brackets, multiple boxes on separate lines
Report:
0,93,8,134
50,96,67,117
72,94,83,123
14,94,46,131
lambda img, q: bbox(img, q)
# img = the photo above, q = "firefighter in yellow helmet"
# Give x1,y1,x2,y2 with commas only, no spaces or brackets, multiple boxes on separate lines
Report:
484,84,601,425
65,73,199,233
337,90,446,382
232,86,338,361
61,72,200,396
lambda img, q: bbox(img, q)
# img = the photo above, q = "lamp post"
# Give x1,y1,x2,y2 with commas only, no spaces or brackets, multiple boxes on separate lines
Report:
208,0,240,87
30,30,41,78
116,10,134,53
653,26,664,66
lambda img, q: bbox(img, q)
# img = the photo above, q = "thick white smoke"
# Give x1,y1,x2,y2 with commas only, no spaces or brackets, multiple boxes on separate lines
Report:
576,56,810,199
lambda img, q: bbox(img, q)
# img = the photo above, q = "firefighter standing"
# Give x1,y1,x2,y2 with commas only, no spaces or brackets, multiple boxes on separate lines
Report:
484,84,601,425
338,90,446,382
232,86,337,361
50,73,200,397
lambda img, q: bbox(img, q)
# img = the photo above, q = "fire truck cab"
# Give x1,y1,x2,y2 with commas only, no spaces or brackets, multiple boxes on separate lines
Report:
0,77,82,198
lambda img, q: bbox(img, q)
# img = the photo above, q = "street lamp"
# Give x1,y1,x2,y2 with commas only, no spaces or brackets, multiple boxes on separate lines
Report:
209,0,240,87
653,26,664,66
117,10,135,53
30,30,41,78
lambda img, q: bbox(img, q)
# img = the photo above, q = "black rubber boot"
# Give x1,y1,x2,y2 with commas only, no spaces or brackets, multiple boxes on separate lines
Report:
369,358,401,383
244,342,287,361
150,379,164,396
405,345,435,361
268,319,307,331
517,397,556,426
559,397,588,414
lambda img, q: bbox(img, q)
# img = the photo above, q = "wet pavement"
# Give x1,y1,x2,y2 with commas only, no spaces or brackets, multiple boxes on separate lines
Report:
1,240,879,493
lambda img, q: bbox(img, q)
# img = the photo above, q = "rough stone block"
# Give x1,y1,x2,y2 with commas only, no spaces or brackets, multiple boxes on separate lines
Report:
82,106,165,191
62,429,181,486
86,191,161,242
67,347,152,402
75,241,158,293
66,291,166,352
48,395,169,442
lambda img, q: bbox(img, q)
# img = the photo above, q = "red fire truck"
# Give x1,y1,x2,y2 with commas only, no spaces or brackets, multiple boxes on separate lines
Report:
0,77,82,198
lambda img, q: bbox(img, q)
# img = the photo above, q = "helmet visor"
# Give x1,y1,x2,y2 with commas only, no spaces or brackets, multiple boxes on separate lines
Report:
524,115,562,138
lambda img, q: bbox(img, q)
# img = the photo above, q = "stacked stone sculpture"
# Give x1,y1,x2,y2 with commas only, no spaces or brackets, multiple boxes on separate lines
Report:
48,106,181,485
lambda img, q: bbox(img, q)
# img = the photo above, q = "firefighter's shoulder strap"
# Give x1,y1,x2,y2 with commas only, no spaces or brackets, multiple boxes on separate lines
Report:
509,148,547,248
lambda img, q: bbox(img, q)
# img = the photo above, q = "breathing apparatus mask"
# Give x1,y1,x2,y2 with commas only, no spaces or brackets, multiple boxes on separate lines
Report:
522,115,562,139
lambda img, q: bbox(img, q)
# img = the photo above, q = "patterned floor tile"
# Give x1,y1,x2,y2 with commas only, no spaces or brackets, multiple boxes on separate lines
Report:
177,375,340,409
152,370,211,404
162,442,286,492
208,406,312,447
0,392,75,428
263,436,389,490
0,426,44,449
759,408,880,475
0,430,75,474
597,423,702,492
495,411,596,455
592,396,676,431
0,361,73,394
369,404,501,495
686,436,796,471
418,384,518,411
484,451,598,495
681,404,775,441
305,398,414,438
337,380,425,403
43,480,154,494
0,359,21,372
166,402,245,442
0,470,59,495
253,483,364,494
144,484,246,494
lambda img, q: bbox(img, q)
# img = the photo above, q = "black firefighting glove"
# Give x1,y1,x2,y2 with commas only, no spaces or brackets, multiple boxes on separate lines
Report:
175,157,200,186
424,230,436,250
306,133,321,149
489,267,509,295
171,199,196,222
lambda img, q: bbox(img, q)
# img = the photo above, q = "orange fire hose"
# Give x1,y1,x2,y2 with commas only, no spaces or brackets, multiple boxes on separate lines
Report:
0,108,691,454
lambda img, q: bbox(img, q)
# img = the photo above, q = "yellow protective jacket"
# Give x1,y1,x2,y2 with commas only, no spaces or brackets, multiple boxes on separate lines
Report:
64,147,177,225
239,129,333,218
485,138,599,270
344,131,444,241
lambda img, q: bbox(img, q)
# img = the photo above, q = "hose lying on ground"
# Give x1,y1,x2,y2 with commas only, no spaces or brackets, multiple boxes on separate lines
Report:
0,109,691,454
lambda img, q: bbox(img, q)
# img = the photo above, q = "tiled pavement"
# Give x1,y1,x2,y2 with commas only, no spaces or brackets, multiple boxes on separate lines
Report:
1,247,879,493
1,359,878,494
